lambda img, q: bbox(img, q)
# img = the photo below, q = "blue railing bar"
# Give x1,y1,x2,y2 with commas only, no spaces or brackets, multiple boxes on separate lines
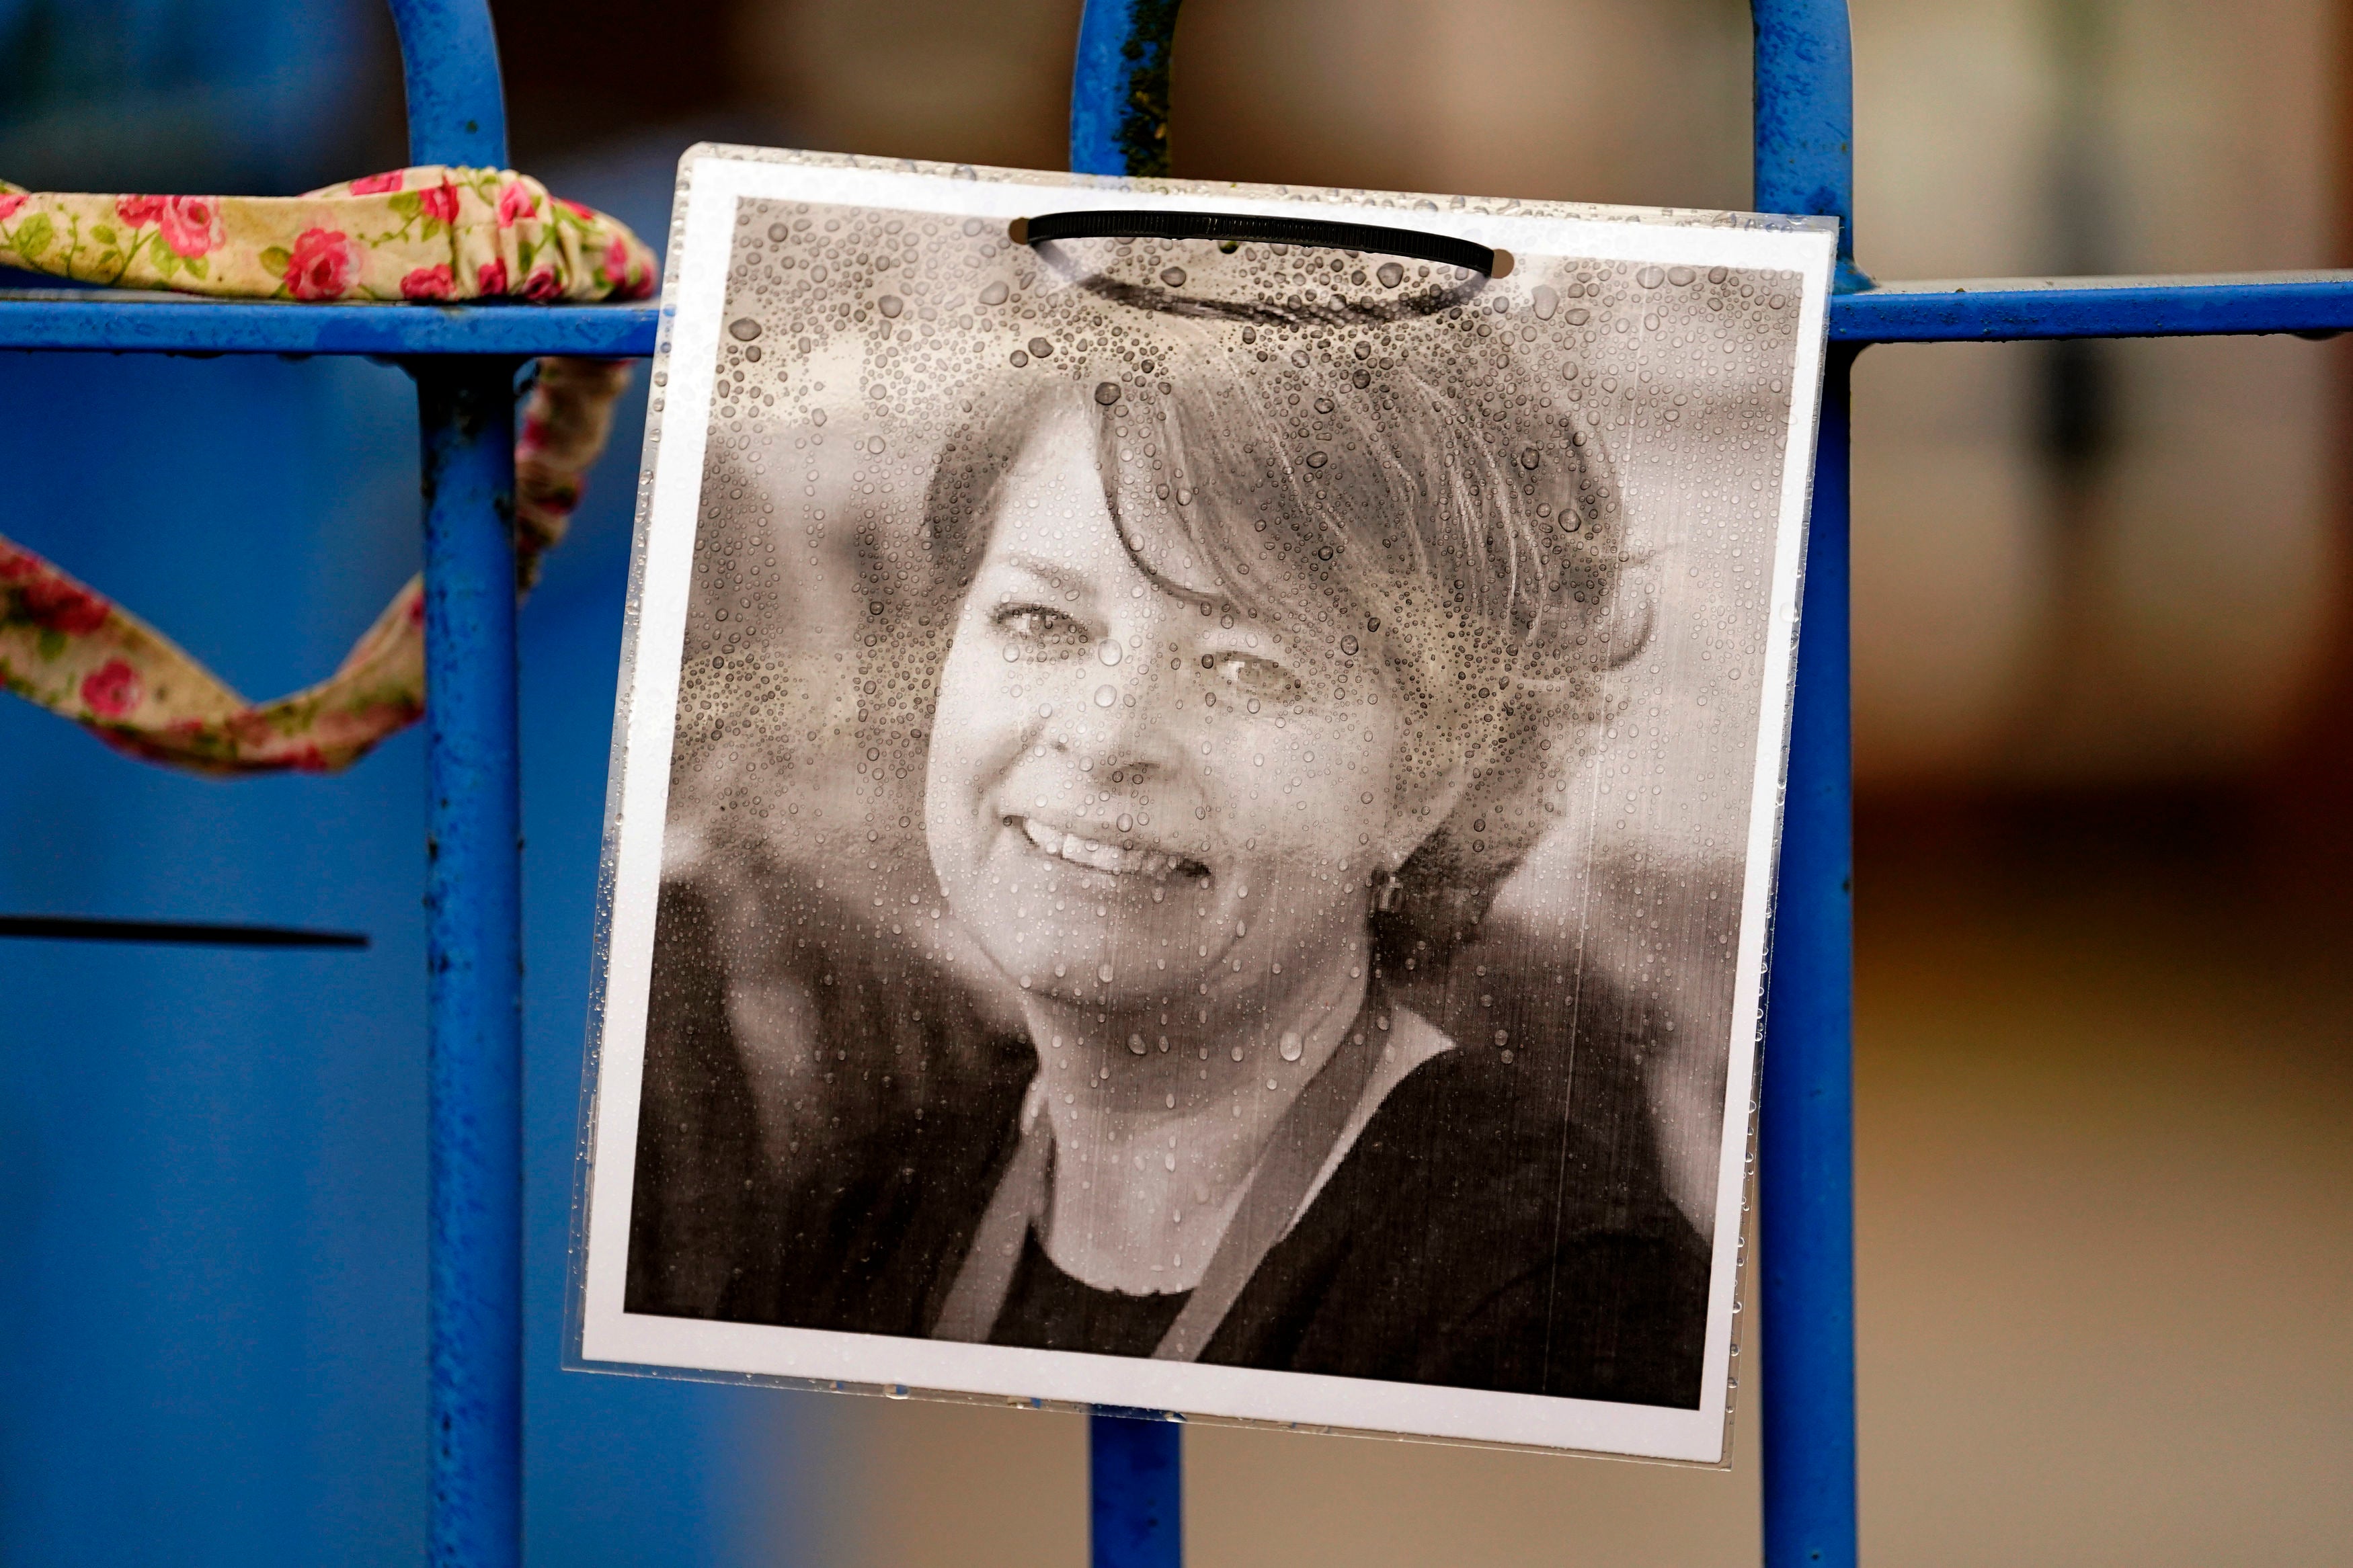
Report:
1753,1,1859,1564
1072,3,1190,1554
415,356,527,1568
1833,274,2353,341
1070,0,1177,179
386,4,524,1567
1090,1411,1184,1568
4,276,2353,362
0,298,660,357
17,272,2353,359
1753,0,1861,285
1755,354,1861,1568
389,0,508,169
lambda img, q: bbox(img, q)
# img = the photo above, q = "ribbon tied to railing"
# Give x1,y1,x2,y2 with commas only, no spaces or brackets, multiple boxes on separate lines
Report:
0,165,655,773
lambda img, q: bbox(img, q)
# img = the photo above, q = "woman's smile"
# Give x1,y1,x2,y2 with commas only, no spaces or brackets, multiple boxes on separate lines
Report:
1006,812,1211,884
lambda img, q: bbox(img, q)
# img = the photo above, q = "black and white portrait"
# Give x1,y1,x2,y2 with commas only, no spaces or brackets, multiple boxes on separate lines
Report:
574,149,1834,1461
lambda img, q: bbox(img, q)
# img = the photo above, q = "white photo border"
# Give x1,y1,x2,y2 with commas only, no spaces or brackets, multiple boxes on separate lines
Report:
566,144,1838,1466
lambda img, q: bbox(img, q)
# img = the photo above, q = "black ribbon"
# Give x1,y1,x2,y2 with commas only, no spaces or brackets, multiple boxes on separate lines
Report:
1012,209,1512,279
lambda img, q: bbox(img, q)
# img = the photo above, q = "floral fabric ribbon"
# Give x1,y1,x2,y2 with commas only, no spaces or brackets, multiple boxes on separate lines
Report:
0,166,655,774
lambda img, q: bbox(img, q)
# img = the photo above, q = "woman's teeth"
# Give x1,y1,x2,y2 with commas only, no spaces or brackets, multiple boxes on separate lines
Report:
1016,816,1204,880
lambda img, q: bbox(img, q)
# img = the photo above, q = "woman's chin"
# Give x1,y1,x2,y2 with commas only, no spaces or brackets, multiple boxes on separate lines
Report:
969,934,1210,1011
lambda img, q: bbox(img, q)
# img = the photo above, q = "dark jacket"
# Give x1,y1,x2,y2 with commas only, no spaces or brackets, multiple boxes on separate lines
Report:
624,877,1711,1409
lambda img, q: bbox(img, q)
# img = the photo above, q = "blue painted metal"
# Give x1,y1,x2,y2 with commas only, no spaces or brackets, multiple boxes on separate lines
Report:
1752,0,1864,288
1832,273,2353,341
387,5,526,1566
1753,3,1860,1564
388,0,509,169
1074,1,1191,1543
1090,1412,1183,1568
1070,0,1183,179
415,354,527,1568
20,274,2353,358
0,296,659,358
1757,352,1860,1568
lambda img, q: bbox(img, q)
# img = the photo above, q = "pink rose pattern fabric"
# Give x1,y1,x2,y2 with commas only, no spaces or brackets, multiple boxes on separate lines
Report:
0,167,655,774
0,165,653,302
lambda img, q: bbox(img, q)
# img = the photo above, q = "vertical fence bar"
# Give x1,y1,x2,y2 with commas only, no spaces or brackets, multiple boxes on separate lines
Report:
417,357,527,1568
1753,4,1862,1565
1071,2,1189,1557
1070,0,1183,180
1753,0,1864,281
385,4,522,1565
1757,352,1860,1568
1090,1411,1185,1568
389,0,509,169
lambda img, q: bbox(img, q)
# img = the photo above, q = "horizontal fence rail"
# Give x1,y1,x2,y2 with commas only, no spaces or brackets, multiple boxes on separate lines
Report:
10,275,2353,358
0,296,658,356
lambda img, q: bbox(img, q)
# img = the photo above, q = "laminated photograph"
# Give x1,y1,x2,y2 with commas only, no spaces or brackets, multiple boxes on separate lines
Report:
571,145,1835,1463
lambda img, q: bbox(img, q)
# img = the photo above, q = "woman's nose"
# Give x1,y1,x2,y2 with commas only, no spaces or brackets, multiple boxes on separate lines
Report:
1054,644,1180,776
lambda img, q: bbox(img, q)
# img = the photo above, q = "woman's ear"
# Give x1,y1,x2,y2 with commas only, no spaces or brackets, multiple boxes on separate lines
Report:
1380,755,1474,874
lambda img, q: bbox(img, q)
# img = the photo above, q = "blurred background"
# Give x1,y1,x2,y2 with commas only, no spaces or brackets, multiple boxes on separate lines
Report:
1,0,2347,1563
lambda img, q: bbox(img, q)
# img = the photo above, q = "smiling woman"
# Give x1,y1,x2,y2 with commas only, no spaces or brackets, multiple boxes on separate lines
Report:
619,216,1713,1406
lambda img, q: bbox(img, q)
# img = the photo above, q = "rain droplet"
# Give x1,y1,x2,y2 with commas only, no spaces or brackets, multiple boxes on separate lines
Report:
1027,337,1053,358
1351,369,1371,388
877,294,904,317
727,317,761,341
1637,266,1666,289
766,222,787,242
1009,349,1029,366
1160,266,1187,287
1306,450,1329,469
1129,1033,1149,1055
1708,265,1729,284
1094,684,1117,708
1099,964,1116,983
1375,261,1404,288
1098,639,1123,666
1003,645,1021,662
1532,284,1558,320
1094,381,1122,406
1117,813,1133,831
1279,1032,1304,1062
1519,448,1540,469
1340,634,1359,655
1667,265,1696,286
978,281,1009,305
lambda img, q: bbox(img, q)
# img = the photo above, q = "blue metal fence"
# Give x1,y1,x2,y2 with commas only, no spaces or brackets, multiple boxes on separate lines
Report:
5,1,2347,1563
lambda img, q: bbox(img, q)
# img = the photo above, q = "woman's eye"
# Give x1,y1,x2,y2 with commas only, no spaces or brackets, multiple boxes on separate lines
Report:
992,604,1090,656
1209,653,1307,705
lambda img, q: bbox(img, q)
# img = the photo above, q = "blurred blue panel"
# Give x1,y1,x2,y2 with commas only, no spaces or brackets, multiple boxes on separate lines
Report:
0,61,806,1566
0,0,384,194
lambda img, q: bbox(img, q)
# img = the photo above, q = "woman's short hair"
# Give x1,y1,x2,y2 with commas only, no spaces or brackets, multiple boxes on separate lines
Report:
908,283,1642,964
